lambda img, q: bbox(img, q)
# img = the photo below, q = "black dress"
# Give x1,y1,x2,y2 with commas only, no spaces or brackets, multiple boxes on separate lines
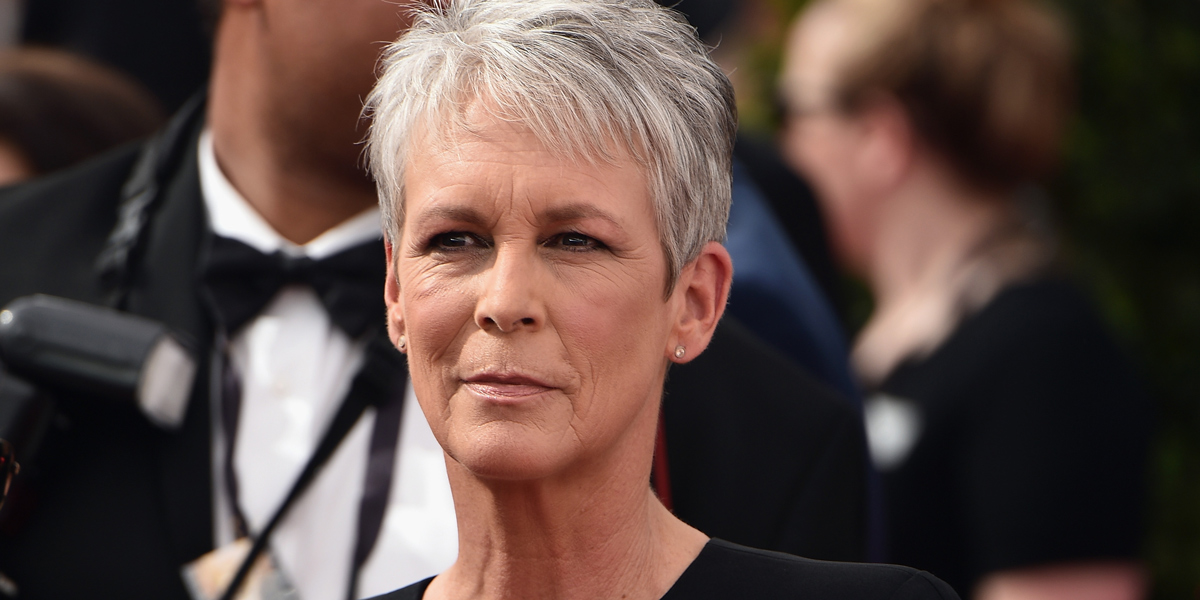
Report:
872,278,1151,595
370,539,958,599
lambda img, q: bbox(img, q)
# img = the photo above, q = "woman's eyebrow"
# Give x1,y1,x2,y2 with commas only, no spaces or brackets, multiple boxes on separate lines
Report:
412,205,490,229
539,203,624,230
412,202,626,233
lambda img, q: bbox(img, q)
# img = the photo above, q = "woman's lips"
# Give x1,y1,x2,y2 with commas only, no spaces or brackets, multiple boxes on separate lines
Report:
463,373,555,401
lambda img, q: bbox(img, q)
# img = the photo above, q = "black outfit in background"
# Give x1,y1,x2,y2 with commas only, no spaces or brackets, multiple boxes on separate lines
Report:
733,134,844,318
663,319,865,561
0,101,868,598
372,539,959,600
876,279,1152,595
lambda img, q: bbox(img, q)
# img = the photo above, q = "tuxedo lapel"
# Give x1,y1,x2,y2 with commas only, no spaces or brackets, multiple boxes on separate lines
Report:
121,120,218,565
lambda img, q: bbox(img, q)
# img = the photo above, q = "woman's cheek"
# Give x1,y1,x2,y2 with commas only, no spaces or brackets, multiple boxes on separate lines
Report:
401,266,477,412
558,265,643,333
555,264,667,386
402,263,474,340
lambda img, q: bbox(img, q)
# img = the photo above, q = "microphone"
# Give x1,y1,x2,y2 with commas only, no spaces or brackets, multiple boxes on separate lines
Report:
0,294,197,430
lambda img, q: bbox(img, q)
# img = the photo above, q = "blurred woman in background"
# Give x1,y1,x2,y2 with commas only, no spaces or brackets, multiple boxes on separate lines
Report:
781,0,1151,598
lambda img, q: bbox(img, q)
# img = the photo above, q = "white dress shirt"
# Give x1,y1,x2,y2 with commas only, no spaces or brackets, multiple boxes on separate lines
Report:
198,131,457,600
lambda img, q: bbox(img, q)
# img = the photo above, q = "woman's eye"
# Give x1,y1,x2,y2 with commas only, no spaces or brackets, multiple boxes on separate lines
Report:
547,232,602,252
431,232,481,251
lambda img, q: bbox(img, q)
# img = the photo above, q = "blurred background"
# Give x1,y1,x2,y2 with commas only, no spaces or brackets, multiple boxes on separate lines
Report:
0,0,1195,596
712,1,1200,597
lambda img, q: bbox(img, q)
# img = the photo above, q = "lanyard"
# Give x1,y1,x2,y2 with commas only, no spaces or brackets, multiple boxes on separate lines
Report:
214,333,405,600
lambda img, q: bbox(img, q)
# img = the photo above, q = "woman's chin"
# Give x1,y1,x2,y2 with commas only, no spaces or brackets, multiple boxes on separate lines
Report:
446,423,579,482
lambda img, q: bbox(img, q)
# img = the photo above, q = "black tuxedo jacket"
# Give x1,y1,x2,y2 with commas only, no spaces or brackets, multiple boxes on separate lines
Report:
0,105,867,599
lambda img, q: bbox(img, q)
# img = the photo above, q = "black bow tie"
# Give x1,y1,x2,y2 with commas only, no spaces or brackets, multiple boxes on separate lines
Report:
199,235,387,338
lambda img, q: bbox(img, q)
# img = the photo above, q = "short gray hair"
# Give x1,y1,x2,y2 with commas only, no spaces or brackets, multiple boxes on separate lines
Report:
365,0,736,290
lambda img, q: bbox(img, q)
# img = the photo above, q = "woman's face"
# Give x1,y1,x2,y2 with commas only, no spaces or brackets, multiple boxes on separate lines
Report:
387,110,686,482
781,6,879,273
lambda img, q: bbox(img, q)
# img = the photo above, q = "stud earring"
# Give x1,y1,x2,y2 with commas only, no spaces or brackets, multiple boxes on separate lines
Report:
674,345,686,359
397,335,407,352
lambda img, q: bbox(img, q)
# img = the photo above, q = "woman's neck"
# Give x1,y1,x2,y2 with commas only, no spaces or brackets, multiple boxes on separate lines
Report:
853,167,1018,383
866,169,1015,313
425,416,708,600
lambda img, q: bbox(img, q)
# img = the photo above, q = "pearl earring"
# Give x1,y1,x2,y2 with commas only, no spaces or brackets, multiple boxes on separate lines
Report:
397,335,407,352
674,345,686,359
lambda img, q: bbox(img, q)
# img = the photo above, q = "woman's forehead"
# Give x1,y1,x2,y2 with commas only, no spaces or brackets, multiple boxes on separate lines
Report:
411,95,643,174
404,117,652,224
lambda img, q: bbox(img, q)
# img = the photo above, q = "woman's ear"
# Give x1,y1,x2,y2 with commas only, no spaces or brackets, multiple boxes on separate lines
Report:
384,240,406,351
667,241,733,363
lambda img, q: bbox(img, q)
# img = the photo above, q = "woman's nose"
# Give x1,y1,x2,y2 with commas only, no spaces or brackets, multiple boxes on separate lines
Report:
474,245,545,334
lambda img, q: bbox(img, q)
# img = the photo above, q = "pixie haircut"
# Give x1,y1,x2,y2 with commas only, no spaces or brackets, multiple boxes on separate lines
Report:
365,0,737,289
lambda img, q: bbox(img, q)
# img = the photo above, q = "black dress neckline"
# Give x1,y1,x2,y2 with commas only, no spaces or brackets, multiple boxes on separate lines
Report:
370,538,958,599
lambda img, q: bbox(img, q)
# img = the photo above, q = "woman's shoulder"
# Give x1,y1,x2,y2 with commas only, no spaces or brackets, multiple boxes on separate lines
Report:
963,277,1111,351
663,539,960,600
887,276,1131,392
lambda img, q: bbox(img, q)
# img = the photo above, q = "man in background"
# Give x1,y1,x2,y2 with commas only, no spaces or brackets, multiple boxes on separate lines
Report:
0,3,452,598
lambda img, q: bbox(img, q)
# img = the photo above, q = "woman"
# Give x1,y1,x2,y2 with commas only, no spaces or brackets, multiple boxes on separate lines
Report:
781,0,1151,598
364,1,957,598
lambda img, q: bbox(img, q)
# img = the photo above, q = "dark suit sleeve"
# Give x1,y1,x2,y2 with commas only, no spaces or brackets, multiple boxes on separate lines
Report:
664,318,867,562
0,145,136,305
0,144,211,600
773,401,868,561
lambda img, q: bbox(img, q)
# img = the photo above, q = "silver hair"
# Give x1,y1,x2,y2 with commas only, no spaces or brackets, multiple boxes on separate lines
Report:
365,0,736,290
